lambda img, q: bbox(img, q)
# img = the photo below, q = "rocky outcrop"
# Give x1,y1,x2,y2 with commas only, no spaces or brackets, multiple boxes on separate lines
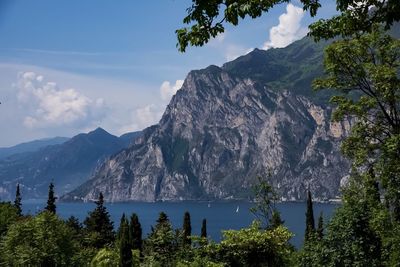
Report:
64,65,350,202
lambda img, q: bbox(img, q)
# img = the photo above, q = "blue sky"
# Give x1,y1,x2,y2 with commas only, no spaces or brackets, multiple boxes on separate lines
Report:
0,0,336,147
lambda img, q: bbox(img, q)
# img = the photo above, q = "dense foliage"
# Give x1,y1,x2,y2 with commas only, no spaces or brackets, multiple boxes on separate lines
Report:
176,0,400,52
314,28,400,221
0,211,78,266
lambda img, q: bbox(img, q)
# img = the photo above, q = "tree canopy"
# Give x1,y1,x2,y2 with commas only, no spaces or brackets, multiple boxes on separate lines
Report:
176,0,400,52
1,211,78,266
314,27,400,220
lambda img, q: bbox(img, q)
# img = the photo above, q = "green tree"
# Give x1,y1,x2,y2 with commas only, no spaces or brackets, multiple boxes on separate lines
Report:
117,213,127,239
250,176,278,228
129,213,143,252
323,199,382,266
182,211,192,246
177,0,400,52
305,190,315,241
0,211,78,266
0,201,19,236
66,215,82,233
316,212,323,239
83,192,115,248
313,27,400,220
45,182,57,214
118,213,132,267
201,218,207,238
144,212,176,266
269,209,284,230
215,221,293,267
14,183,22,216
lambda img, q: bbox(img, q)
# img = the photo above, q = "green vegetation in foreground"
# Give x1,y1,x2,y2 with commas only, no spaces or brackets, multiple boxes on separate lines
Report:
1,174,400,266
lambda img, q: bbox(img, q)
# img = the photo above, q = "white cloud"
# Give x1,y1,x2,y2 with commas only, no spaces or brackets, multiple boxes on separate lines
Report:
160,80,184,101
262,4,308,50
207,32,227,47
136,104,162,126
118,79,185,134
15,71,106,129
118,104,164,134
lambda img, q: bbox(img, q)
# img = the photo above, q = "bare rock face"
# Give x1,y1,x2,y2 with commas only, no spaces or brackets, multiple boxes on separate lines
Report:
64,65,350,202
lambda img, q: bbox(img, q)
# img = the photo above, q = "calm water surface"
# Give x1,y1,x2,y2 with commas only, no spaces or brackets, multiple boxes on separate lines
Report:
22,201,339,247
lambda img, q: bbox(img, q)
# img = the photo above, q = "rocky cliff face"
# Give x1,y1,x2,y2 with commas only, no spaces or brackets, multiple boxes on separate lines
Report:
64,64,350,202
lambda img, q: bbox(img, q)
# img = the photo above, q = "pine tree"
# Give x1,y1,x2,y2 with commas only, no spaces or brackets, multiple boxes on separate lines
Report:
119,214,132,267
182,211,192,245
201,218,207,238
66,215,83,243
157,211,169,224
45,182,57,214
129,213,142,252
317,212,324,239
146,212,175,265
14,184,22,216
66,215,82,232
269,209,284,229
83,192,115,248
305,190,315,241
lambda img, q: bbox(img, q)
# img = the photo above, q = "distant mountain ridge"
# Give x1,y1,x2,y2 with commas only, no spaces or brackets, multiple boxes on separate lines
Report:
63,36,353,202
0,128,141,200
0,137,69,160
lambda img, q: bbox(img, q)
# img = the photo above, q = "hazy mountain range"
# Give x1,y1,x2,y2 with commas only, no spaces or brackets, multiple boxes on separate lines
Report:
0,129,141,199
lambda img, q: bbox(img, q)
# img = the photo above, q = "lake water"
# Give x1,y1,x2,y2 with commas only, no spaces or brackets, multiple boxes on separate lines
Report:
22,201,339,248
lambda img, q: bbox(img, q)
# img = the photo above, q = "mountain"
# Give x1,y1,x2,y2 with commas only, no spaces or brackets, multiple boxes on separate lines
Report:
0,128,140,200
0,137,69,160
64,36,353,202
119,131,143,147
222,37,328,101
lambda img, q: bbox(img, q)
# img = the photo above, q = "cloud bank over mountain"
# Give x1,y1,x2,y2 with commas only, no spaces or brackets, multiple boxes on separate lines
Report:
263,4,308,49
15,71,106,129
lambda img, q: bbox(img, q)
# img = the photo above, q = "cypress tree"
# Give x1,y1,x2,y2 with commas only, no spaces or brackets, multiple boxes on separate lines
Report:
117,213,126,239
119,214,132,267
201,218,207,238
45,182,57,214
182,211,192,245
317,212,324,239
129,213,142,252
14,183,22,216
83,192,115,248
305,190,315,240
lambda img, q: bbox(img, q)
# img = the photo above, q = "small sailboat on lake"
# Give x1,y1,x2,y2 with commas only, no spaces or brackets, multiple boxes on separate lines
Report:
236,205,239,213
